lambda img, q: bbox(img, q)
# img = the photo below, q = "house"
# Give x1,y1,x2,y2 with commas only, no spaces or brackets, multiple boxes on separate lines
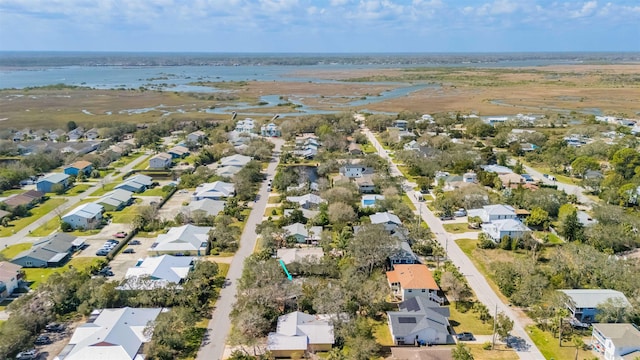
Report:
167,145,190,159
58,307,162,360
286,194,325,210
481,164,514,174
186,130,206,144
481,219,530,242
62,203,104,230
390,241,419,265
2,190,44,209
387,296,453,346
559,289,632,324
84,128,99,140
119,255,194,290
261,123,281,137
462,172,477,183
96,189,134,211
183,199,226,218
339,164,374,178
361,194,384,208
12,233,82,268
67,127,84,141
215,165,243,178
355,174,376,193
386,264,443,303
283,223,323,244
498,173,525,188
150,224,211,256
48,129,66,141
192,181,235,200
591,323,640,360
393,120,409,131
520,143,537,152
277,248,325,265
219,154,252,168
115,174,153,193
267,311,335,358
149,152,172,169
370,212,402,232
64,160,94,176
467,204,517,223
60,141,100,155
348,142,363,155
36,173,70,193
0,209,10,221
404,140,420,151
235,118,255,133
0,262,22,299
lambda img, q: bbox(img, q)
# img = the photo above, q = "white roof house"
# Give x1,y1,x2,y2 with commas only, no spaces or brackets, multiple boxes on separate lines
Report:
277,248,325,265
150,225,211,255
60,307,162,360
184,199,226,217
219,154,252,168
115,174,153,193
286,194,325,209
235,118,255,133
120,255,194,290
62,203,104,230
467,204,517,223
267,311,335,356
559,289,631,310
370,212,402,226
481,218,530,242
192,181,235,200
215,165,243,178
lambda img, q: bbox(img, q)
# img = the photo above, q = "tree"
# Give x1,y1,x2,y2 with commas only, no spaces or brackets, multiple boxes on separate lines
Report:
348,224,396,276
560,209,584,242
611,148,640,179
525,207,549,230
596,297,632,323
494,312,514,341
51,183,66,195
440,272,471,307
327,202,356,227
66,121,78,131
452,342,474,360
571,156,600,178
572,335,586,360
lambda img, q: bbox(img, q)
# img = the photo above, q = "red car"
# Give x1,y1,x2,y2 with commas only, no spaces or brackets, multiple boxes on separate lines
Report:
113,231,128,238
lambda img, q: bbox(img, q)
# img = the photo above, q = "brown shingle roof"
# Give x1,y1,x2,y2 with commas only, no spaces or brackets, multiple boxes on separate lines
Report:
66,160,93,170
3,194,34,208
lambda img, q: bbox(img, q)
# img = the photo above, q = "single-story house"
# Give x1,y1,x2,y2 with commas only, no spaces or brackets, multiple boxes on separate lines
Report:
355,174,376,193
370,212,402,232
481,218,531,242
192,181,235,200
387,264,442,303
591,323,640,360
390,241,419,265
149,152,172,169
48,129,66,141
115,174,153,193
361,194,384,208
12,233,82,268
267,311,335,358
84,128,99,140
283,223,323,244
393,120,408,131
286,194,325,210
67,127,84,141
167,145,190,159
187,130,206,144
0,209,10,220
119,255,195,290
150,224,211,256
60,307,162,360
498,173,525,188
2,190,44,209
62,203,104,230
339,164,374,178
61,141,99,155
348,142,363,155
467,204,517,223
481,164,514,174
387,296,453,346
183,199,226,218
0,262,23,299
36,173,70,193
214,165,243,178
96,189,134,211
219,154,252,168
64,160,93,176
559,289,632,324
277,248,325,265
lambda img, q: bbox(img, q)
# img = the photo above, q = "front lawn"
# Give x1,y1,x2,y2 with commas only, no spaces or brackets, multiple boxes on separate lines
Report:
534,231,563,244
108,205,140,224
66,183,92,196
527,325,591,360
401,194,416,211
0,242,32,259
467,344,518,360
24,257,104,289
141,187,171,197
0,198,67,237
448,302,494,335
30,217,60,236
133,158,150,170
90,182,117,196
443,223,478,234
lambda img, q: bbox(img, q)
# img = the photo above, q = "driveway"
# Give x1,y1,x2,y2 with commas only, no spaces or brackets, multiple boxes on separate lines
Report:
196,137,284,360
363,124,545,360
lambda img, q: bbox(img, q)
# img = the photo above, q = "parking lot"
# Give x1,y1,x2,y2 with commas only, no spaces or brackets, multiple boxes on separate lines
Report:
107,235,158,280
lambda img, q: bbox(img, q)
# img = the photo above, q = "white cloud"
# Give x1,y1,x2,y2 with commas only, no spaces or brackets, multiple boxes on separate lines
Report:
571,1,598,18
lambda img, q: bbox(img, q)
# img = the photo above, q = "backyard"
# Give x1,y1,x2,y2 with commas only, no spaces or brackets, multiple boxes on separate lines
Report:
23,256,104,289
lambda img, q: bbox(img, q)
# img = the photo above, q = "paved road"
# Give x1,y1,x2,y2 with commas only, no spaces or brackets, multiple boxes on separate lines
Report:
197,138,284,360
0,153,150,248
363,126,545,360
519,163,595,207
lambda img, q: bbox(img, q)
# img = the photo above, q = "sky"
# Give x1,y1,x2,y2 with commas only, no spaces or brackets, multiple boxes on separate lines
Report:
0,0,639,52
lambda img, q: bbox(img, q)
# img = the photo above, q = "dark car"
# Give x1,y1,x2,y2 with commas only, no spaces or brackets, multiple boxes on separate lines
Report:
96,250,109,256
456,332,475,341
440,215,454,221
122,248,135,254
34,335,51,345
45,323,65,333
106,239,120,244
129,240,141,245
16,349,39,359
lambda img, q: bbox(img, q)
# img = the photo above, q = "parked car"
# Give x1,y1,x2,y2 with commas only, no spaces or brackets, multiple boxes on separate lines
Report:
454,208,467,217
34,335,51,345
45,323,65,333
456,332,475,341
123,248,135,254
96,250,109,256
106,239,120,244
440,215,454,221
113,231,128,238
16,349,39,360
129,240,141,245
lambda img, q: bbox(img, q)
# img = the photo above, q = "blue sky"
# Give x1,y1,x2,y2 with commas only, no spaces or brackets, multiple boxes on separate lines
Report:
0,0,638,52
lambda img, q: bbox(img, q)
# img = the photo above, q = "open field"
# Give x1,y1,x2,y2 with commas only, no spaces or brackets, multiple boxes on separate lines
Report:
527,325,592,360
0,198,67,237
23,256,104,289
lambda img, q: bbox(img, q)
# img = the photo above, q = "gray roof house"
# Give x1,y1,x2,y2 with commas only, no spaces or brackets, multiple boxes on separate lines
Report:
12,233,82,268
115,174,153,193
467,204,517,223
387,296,453,346
96,189,133,211
150,224,211,256
59,307,162,360
183,199,226,218
277,248,325,265
481,218,530,243
283,223,323,244
559,289,632,324
119,255,195,290
192,181,235,200
370,212,402,232
286,194,325,210
267,311,335,357
390,241,419,265
591,323,640,360
62,203,104,230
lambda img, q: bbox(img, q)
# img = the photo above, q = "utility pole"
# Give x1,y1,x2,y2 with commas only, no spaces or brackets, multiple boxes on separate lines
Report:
492,304,498,350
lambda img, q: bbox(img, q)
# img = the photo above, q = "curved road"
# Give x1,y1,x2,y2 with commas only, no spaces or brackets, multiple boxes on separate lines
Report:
197,138,284,360
519,163,595,207
363,126,545,360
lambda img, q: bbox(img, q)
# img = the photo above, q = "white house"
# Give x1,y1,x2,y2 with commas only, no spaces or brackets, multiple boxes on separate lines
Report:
150,224,211,255
261,123,281,137
370,212,402,232
62,203,103,230
192,181,235,200
120,255,194,290
235,118,255,133
183,199,226,218
339,164,374,178
0,262,22,299
463,172,477,183
386,264,442,303
481,218,530,242
592,323,640,360
186,130,206,144
149,152,172,169
467,204,517,223
286,194,325,209
58,307,162,360
277,248,324,265
387,296,452,346
267,311,335,358
219,154,252,168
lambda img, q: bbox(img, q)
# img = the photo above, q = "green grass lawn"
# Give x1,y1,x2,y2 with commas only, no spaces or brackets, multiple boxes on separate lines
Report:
534,231,563,244
401,194,416,211
0,198,67,237
372,319,394,346
0,189,25,197
141,187,169,197
0,242,32,259
69,228,102,236
443,223,478,234
111,152,144,168
66,183,92,196
24,257,104,289
133,158,150,170
467,344,518,360
267,196,281,204
448,302,494,335
455,239,513,304
361,143,376,154
108,206,139,224
30,217,60,236
527,325,591,360
90,182,117,197
523,162,578,185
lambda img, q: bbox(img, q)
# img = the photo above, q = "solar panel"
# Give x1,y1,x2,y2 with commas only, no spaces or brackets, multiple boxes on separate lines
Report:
403,298,420,312
398,317,417,324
